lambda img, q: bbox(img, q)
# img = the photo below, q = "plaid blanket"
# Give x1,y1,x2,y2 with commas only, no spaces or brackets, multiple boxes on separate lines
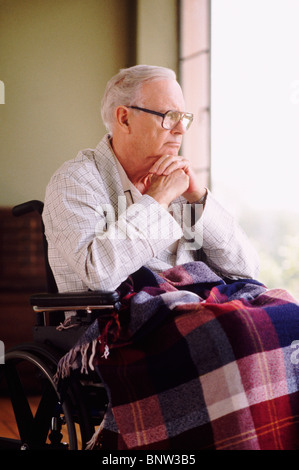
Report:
55,262,299,450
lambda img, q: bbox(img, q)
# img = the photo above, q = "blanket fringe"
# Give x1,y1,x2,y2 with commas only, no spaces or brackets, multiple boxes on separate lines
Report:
56,317,78,331
53,339,96,383
85,419,105,450
54,338,111,384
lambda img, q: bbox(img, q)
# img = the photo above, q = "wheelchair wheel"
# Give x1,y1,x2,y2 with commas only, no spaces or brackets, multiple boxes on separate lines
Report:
0,342,95,450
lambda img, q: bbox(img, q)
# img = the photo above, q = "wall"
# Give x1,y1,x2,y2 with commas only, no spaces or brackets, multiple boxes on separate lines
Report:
0,0,135,206
136,0,179,71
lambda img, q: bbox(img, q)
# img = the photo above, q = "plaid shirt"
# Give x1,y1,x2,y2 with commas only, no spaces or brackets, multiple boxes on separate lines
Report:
43,135,260,292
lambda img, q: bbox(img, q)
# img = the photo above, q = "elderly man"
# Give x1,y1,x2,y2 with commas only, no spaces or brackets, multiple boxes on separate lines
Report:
43,65,259,293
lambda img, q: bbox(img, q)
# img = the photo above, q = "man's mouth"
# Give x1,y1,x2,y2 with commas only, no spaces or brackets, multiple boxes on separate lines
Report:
166,141,181,147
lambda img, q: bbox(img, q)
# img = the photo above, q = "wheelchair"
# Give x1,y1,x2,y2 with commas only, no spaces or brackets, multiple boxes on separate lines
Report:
0,200,120,450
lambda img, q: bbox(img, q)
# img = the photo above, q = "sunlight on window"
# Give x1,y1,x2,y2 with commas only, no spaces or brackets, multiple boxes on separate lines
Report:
211,0,299,301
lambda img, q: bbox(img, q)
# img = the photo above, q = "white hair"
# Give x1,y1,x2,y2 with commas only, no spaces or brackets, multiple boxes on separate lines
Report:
101,64,176,134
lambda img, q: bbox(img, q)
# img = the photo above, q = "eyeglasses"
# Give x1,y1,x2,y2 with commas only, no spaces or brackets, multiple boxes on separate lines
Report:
128,106,193,131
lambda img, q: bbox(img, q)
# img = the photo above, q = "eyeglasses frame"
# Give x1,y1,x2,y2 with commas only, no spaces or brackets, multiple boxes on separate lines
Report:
127,105,193,130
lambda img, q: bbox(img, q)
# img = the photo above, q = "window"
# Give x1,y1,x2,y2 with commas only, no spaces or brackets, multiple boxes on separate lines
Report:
180,0,299,301
211,0,299,300
179,0,211,189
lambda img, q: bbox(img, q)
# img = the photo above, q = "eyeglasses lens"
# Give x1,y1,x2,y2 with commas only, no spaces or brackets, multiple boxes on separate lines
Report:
163,111,193,130
163,111,180,130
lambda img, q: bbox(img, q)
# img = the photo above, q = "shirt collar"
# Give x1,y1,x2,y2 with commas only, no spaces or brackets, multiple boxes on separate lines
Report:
108,137,142,205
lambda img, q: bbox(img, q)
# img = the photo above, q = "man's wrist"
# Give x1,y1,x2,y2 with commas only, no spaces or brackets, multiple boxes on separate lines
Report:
198,189,208,204
184,188,208,204
145,189,171,208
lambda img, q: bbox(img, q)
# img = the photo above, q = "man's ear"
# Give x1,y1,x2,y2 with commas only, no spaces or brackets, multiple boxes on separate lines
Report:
115,106,131,133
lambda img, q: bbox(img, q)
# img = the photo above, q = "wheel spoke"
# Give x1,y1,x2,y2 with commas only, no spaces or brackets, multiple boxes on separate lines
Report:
29,382,59,447
4,362,34,444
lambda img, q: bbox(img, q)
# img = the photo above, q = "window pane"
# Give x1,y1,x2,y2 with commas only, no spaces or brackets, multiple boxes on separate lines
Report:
211,0,299,301
180,0,211,188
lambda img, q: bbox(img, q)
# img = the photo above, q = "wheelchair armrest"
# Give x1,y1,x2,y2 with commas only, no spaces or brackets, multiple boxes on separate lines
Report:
30,290,119,310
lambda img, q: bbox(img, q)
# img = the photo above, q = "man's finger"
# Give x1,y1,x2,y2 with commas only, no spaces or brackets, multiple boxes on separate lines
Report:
149,155,189,175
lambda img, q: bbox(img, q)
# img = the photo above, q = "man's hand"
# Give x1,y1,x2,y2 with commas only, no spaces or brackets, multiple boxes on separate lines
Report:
147,155,206,204
145,169,189,208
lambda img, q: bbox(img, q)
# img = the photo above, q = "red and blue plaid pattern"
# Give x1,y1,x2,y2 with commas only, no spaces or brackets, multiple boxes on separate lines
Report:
57,262,299,450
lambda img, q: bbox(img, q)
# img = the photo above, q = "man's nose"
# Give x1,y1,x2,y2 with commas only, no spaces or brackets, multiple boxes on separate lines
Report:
171,119,187,135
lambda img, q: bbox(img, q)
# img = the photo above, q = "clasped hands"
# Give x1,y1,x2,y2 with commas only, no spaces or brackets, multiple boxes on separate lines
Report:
143,155,206,208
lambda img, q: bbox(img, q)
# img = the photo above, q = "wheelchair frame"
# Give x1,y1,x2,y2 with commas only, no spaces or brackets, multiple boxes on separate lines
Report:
0,200,120,450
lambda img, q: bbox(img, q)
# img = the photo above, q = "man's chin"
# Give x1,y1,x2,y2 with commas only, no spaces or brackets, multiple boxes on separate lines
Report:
165,144,181,155
146,148,180,162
